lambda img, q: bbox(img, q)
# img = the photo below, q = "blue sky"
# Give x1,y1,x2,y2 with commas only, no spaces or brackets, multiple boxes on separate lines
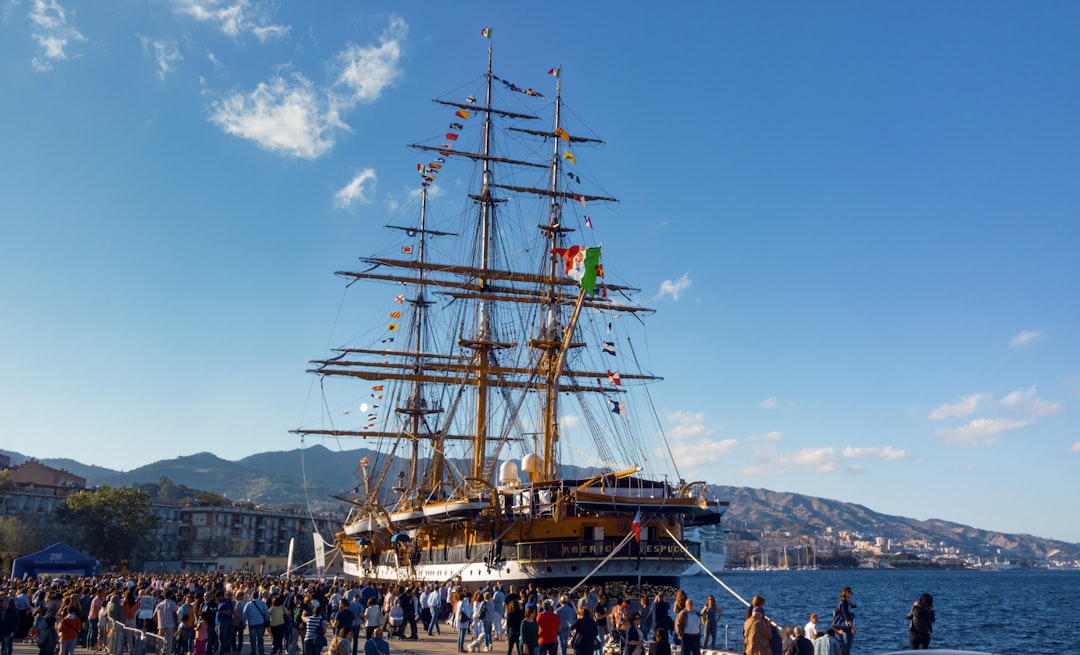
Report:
2,2,1078,543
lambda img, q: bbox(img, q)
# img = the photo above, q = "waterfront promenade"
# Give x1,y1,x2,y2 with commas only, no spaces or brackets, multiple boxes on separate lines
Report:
6,627,740,655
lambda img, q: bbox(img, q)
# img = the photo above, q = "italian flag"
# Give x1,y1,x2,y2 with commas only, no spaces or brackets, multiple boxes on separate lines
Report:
481,27,492,38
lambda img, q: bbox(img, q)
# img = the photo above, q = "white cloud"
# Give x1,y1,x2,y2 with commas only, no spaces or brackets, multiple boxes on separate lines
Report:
172,0,290,41
334,169,377,209
559,416,581,430
209,73,347,159
841,445,914,461
959,464,977,473
1000,386,1062,417
29,0,85,72
332,17,407,106
759,397,778,410
206,17,405,158
741,445,838,477
668,438,738,470
1070,442,1080,454
748,431,783,442
656,272,692,301
1010,329,1044,348
665,411,713,440
937,418,1030,447
663,411,735,470
928,393,989,420
138,35,183,81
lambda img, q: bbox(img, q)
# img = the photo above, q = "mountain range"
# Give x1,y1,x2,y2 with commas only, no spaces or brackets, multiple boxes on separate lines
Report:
4,447,1078,563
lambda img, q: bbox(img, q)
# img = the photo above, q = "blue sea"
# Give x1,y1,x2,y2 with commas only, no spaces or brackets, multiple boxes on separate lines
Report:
677,568,1080,655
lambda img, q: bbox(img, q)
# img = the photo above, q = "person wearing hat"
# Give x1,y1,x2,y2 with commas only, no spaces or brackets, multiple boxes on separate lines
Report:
742,607,772,655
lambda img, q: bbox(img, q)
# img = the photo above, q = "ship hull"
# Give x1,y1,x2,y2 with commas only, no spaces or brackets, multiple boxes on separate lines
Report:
337,511,702,588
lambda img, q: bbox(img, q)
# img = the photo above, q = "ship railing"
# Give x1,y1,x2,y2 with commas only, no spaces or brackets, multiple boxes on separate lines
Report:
517,538,700,562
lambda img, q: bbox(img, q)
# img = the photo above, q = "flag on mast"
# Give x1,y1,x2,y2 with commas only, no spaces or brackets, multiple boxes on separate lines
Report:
632,510,642,543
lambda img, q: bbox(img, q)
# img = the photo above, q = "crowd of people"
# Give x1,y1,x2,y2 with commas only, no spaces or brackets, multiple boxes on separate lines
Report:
0,575,935,655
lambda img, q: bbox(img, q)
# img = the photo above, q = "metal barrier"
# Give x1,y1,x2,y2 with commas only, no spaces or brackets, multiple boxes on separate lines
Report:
101,618,165,655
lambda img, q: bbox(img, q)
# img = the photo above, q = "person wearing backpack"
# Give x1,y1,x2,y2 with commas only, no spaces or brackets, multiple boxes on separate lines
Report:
906,593,935,650
829,588,855,655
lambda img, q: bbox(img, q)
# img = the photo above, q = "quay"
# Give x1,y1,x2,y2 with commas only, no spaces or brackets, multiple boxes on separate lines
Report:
4,627,741,655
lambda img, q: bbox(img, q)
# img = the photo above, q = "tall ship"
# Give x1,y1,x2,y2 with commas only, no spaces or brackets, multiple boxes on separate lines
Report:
294,33,727,588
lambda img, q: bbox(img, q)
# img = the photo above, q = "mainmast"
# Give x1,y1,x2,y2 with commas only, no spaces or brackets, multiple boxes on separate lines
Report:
539,78,567,482
469,39,497,483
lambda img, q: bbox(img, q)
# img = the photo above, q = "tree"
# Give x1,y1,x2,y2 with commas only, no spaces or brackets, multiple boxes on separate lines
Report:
55,484,161,565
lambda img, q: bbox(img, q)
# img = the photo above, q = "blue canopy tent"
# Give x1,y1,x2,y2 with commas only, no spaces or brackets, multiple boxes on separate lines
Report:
10,542,100,579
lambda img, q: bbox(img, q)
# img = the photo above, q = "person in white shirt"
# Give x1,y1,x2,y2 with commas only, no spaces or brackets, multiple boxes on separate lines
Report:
804,614,820,641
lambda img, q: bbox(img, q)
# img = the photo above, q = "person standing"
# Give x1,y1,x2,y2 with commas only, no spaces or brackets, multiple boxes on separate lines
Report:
830,588,855,655
568,608,597,655
154,591,179,655
675,599,701,655
742,607,772,655
58,606,83,655
518,607,538,655
700,596,719,651
245,592,271,655
555,597,575,655
536,601,561,655
0,597,19,655
906,594,935,651
363,599,384,641
504,601,524,655
363,627,389,655
803,615,819,641
303,600,326,655
215,592,234,655
785,627,813,655
425,588,442,637
812,629,841,655
453,592,472,653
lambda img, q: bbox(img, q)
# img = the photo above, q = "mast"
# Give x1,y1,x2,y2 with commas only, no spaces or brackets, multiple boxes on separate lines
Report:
539,78,565,482
471,38,496,483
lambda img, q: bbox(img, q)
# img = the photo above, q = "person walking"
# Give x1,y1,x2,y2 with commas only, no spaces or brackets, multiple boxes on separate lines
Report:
906,594,935,650
830,588,855,655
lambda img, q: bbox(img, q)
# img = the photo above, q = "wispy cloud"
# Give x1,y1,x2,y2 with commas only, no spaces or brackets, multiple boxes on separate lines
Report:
663,411,736,469
748,431,783,442
334,168,377,209
759,397,779,410
332,17,407,105
138,35,183,80
559,415,581,430
666,411,714,440
937,418,1030,447
656,272,692,301
1070,442,1080,454
1000,386,1062,417
1010,329,1044,348
207,17,406,159
928,393,990,420
209,73,347,158
172,0,290,41
741,446,838,477
29,0,85,72
841,446,915,461
741,443,913,477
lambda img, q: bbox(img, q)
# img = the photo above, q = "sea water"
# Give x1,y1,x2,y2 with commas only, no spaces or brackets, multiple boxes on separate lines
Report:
677,568,1080,655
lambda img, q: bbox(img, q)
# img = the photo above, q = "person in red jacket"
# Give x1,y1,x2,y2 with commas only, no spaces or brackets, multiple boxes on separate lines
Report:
58,606,83,655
